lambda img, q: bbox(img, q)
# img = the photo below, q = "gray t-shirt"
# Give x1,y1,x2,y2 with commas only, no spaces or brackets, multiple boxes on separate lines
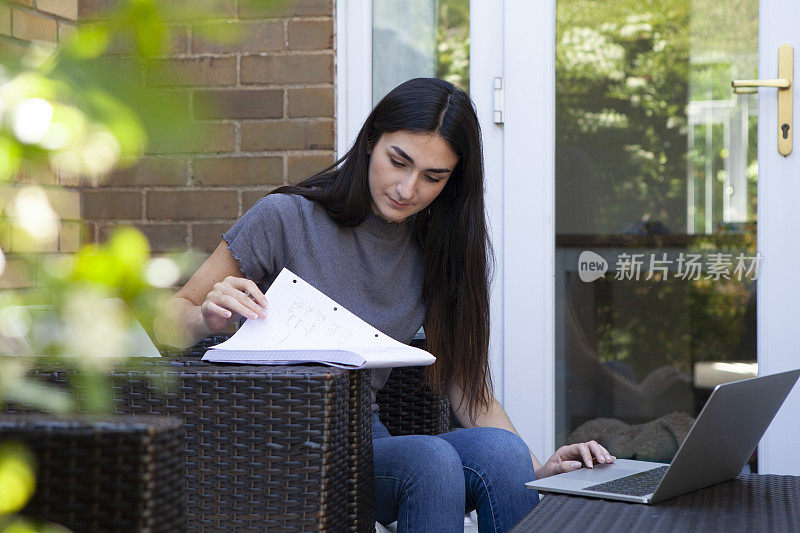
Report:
222,193,426,412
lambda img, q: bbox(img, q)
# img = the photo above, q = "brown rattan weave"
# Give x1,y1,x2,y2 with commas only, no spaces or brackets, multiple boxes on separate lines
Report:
510,474,800,532
158,335,374,532
375,364,451,437
111,357,353,532
6,333,449,532
0,414,184,533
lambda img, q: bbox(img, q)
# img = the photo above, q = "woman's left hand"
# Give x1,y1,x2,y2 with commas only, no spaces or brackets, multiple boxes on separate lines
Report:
534,441,615,479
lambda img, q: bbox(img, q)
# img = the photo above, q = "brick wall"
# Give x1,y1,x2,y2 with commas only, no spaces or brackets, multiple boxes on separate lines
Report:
3,0,336,292
0,0,81,289
82,0,336,255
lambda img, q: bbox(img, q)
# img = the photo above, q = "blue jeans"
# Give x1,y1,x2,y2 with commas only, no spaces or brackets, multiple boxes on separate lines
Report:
372,410,540,532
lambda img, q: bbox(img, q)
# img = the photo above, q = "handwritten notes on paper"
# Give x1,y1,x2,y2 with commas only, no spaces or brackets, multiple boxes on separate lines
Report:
202,268,435,369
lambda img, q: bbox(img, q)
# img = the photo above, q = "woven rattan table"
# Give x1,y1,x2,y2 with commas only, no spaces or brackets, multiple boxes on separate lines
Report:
510,474,800,532
0,414,184,533
7,333,451,532
112,353,374,532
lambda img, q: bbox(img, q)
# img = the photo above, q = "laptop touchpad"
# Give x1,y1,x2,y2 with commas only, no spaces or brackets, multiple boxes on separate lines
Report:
562,464,639,483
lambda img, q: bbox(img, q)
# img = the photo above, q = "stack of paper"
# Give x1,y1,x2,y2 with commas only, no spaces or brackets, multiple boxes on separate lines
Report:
202,268,435,369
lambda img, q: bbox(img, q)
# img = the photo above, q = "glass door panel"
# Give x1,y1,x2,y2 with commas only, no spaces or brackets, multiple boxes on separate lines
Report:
371,0,469,104
555,0,759,466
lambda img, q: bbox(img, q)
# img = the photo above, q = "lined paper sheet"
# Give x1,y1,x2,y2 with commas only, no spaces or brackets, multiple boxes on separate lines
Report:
202,268,434,368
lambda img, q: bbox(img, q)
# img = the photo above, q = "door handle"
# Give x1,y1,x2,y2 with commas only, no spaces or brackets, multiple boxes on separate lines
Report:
732,44,793,157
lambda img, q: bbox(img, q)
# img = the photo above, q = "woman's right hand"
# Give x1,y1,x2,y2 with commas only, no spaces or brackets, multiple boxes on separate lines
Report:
201,276,269,333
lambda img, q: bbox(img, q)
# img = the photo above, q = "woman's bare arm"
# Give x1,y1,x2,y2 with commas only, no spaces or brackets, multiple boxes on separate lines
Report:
153,240,268,348
447,380,615,478
447,380,543,469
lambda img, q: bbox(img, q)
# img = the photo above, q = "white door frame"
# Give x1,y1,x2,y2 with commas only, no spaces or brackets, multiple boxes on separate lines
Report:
335,0,511,406
757,0,800,475
337,0,799,474
499,0,556,461
335,0,372,158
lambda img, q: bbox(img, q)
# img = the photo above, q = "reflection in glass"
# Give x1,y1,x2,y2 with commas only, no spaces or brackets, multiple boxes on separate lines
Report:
372,0,469,105
555,0,758,466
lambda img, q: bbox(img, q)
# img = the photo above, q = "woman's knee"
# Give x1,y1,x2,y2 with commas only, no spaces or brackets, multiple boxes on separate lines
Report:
408,435,463,477
464,427,534,475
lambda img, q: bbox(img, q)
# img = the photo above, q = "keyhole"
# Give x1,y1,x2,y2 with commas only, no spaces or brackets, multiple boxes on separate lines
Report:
781,123,790,139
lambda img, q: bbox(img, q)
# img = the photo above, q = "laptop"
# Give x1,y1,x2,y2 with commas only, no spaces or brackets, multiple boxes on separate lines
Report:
0,299,161,358
525,368,800,504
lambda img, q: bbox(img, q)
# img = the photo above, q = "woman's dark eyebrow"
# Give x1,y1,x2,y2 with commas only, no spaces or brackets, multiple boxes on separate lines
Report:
390,145,452,173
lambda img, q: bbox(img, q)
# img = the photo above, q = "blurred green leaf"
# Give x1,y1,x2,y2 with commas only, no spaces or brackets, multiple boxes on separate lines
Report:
0,441,36,515
63,25,110,60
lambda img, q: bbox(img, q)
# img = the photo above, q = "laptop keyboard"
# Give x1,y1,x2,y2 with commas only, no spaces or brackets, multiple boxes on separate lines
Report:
584,465,669,496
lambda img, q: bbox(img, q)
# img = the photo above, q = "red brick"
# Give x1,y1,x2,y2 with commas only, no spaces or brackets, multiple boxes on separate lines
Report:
242,120,334,151
287,153,334,184
0,6,11,36
147,57,236,87
58,21,76,42
0,39,27,57
287,87,333,118
83,190,142,220
147,122,236,154
37,0,79,21
78,0,118,20
194,157,282,186
8,225,58,253
107,26,188,55
14,164,58,186
45,188,81,220
193,89,283,120
242,189,274,211
241,53,333,84
192,222,234,252
59,221,85,253
12,9,57,42
146,190,238,220
102,158,189,187
0,257,34,289
165,0,236,20
288,19,332,50
95,56,145,84
239,0,332,18
142,89,191,121
99,223,187,252
192,20,283,54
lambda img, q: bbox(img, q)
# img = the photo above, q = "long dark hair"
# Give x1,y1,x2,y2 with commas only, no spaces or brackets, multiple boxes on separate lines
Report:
271,77,493,424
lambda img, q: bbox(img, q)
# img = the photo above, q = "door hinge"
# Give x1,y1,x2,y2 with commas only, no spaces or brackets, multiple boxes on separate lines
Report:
493,76,504,124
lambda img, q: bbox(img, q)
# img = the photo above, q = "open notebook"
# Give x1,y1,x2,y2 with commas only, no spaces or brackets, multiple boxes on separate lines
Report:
202,268,435,369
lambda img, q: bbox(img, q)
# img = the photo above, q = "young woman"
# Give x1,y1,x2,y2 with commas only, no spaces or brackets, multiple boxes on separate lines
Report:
155,77,614,532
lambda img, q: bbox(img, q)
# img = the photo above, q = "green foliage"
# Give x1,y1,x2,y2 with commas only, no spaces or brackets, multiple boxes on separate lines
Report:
556,0,759,386
436,0,469,93
0,1,279,527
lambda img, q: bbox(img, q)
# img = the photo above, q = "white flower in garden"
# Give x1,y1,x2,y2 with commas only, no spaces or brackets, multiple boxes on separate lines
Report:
560,27,625,81
619,23,652,39
626,77,648,89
